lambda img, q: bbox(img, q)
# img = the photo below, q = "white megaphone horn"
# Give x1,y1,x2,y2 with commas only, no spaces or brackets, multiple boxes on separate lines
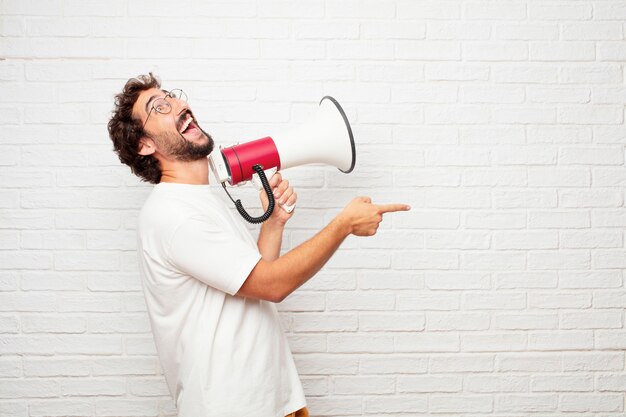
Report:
209,96,356,223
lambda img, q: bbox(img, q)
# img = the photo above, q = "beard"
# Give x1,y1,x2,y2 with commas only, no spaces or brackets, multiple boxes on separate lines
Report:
152,125,214,162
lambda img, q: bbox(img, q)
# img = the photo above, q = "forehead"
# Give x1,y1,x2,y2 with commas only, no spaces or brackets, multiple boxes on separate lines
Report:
132,87,167,120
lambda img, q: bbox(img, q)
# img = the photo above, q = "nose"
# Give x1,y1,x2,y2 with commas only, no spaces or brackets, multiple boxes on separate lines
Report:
170,98,189,116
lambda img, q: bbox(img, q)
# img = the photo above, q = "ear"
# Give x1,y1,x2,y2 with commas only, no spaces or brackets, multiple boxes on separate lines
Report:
137,138,156,156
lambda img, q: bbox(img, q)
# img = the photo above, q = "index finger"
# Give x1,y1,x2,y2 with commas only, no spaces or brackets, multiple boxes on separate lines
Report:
376,203,411,213
269,171,282,187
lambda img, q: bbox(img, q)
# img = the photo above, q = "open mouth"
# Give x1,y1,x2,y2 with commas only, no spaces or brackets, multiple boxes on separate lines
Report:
178,110,200,138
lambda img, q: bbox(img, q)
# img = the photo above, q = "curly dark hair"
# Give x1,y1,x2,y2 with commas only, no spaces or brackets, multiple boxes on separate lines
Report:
108,73,162,184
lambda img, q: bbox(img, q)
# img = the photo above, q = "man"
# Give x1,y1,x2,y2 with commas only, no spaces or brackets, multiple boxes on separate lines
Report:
108,73,410,417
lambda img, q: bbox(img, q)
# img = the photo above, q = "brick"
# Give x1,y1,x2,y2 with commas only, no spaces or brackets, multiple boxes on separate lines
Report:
294,354,358,375
495,394,558,412
430,395,493,412
128,377,169,397
528,331,593,350
332,376,394,395
495,272,557,289
492,146,557,165
496,353,562,372
528,87,590,104
426,312,490,331
496,313,558,330
290,313,356,332
463,41,528,61
307,396,361,416
594,290,626,308
530,42,595,62
397,375,461,393
528,211,589,229
461,252,526,271
462,333,527,352
597,374,626,391
529,292,592,309
493,231,558,250
359,313,425,331
560,106,624,125
364,396,427,413
531,375,593,392
496,23,559,40
424,188,491,208
60,378,126,396
599,41,626,61
596,331,626,350
560,394,623,412
397,293,460,311
21,315,86,333
360,355,427,375
394,250,459,270
29,399,93,417
492,64,558,83
91,358,157,376
430,354,494,372
528,2,591,20
0,358,21,377
465,211,526,229
528,167,591,188
396,40,461,61
527,126,592,144
95,399,158,417
426,63,489,81
397,1,461,19
427,22,491,40
395,333,459,352
465,375,529,392
464,1,525,19
562,352,624,371
594,1,626,19
424,231,490,250
23,358,90,377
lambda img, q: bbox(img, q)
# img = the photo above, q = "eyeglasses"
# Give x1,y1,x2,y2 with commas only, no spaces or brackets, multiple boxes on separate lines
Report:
142,89,188,129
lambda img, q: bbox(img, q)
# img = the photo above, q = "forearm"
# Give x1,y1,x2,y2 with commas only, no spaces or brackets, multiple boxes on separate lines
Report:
238,197,410,302
257,219,284,261
239,216,351,302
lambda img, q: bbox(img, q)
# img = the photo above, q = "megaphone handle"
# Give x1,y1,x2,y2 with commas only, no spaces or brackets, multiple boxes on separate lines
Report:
223,165,276,224
252,167,296,214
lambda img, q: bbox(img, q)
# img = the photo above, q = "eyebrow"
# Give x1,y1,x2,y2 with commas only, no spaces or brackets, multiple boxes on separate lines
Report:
144,89,169,114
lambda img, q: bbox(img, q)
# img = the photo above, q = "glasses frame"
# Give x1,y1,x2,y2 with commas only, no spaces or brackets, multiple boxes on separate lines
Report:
142,89,188,130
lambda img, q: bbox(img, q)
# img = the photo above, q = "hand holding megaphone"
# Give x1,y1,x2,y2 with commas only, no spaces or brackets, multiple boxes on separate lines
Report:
209,96,356,223
251,167,295,214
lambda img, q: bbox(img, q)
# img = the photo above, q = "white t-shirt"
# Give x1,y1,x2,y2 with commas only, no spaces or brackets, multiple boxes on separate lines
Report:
136,182,306,417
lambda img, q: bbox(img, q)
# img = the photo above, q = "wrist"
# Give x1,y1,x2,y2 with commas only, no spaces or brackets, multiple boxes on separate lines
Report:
331,213,352,237
264,216,287,229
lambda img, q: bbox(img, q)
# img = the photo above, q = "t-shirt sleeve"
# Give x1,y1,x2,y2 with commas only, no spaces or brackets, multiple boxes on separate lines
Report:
167,216,262,296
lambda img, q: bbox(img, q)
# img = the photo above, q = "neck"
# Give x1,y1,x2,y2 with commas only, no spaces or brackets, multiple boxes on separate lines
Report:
159,157,210,185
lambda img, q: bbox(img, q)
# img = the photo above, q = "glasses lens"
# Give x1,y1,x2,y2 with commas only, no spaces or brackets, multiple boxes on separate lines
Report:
170,89,187,102
153,98,170,114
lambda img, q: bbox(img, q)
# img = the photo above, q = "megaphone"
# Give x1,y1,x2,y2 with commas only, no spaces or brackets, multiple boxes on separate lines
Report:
209,96,356,223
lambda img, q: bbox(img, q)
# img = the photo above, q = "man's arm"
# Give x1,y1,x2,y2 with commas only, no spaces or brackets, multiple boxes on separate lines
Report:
238,197,410,302
256,173,296,261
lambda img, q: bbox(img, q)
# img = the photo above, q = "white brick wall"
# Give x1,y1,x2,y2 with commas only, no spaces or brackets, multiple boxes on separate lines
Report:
1,0,625,416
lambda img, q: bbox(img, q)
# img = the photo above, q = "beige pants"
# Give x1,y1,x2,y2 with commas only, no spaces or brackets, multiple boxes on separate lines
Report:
285,407,309,417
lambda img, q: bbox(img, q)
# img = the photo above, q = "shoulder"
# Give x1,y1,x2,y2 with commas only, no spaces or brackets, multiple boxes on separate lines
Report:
138,186,197,234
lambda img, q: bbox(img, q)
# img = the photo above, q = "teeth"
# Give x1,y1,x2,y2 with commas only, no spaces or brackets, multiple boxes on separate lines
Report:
180,115,193,133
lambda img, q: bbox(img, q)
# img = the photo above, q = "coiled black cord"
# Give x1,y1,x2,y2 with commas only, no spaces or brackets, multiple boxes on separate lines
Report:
222,164,275,224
